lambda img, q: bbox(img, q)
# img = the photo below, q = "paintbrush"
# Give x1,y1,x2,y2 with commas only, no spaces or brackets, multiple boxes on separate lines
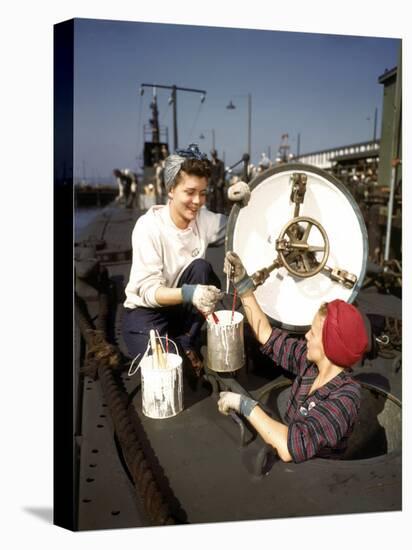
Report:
205,311,219,324
231,288,237,324
211,311,220,324
227,264,235,294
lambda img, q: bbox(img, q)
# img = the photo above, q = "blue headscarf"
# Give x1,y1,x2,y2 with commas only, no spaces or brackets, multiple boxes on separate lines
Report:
164,143,208,190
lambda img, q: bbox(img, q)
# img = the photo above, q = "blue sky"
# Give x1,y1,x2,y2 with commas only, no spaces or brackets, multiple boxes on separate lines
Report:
73,18,400,182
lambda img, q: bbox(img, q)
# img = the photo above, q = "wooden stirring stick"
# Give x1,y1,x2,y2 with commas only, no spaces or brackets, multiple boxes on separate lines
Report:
149,329,158,368
155,330,167,368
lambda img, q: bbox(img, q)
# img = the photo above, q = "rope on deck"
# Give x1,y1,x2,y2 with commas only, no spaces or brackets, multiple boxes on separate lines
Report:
99,366,178,525
75,297,181,525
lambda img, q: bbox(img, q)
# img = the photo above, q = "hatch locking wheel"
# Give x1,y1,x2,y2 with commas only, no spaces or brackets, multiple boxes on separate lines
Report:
276,216,330,278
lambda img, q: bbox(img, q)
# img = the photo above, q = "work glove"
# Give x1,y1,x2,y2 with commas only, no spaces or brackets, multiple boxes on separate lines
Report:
217,391,258,417
224,251,255,296
181,284,224,316
228,181,251,206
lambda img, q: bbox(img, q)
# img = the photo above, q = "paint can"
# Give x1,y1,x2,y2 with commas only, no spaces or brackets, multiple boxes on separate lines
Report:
206,310,245,372
128,338,183,419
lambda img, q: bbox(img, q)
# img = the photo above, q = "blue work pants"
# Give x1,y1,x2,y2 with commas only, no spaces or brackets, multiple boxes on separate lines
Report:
122,259,221,359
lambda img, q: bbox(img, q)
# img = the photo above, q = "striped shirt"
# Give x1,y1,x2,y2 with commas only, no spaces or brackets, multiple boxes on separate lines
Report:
260,327,361,463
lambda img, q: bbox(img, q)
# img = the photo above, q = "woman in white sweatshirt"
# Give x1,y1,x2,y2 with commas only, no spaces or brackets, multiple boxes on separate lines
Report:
122,144,249,375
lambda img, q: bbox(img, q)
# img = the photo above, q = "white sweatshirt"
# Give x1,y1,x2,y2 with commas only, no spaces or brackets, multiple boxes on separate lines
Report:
124,205,227,308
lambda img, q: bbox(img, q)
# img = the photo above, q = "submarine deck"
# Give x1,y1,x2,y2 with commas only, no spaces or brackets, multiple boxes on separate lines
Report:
74,202,402,530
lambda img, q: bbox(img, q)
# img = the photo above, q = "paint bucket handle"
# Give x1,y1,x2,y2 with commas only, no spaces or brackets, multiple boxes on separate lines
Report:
128,353,142,377
127,336,179,376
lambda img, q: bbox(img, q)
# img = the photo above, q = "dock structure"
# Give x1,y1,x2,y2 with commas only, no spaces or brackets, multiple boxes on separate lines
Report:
295,139,380,172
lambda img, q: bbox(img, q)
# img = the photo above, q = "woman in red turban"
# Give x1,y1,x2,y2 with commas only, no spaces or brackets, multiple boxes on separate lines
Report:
217,252,368,463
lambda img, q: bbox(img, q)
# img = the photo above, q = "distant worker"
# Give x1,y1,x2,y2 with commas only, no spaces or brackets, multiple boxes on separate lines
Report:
154,161,165,204
247,163,257,181
208,149,226,214
258,152,271,172
142,182,156,210
113,169,125,203
218,251,368,463
128,171,139,209
122,169,132,206
154,144,169,204
122,144,250,375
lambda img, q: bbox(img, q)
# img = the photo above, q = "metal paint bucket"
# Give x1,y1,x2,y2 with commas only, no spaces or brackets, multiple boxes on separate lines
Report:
129,339,183,419
206,310,245,372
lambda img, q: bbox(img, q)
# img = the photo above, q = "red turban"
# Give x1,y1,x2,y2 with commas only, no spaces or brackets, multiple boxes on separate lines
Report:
322,299,368,367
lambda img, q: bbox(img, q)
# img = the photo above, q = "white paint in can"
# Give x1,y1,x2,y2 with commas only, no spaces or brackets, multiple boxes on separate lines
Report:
140,353,183,419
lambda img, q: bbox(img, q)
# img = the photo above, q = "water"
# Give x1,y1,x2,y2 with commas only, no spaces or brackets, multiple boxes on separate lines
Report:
75,207,102,240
